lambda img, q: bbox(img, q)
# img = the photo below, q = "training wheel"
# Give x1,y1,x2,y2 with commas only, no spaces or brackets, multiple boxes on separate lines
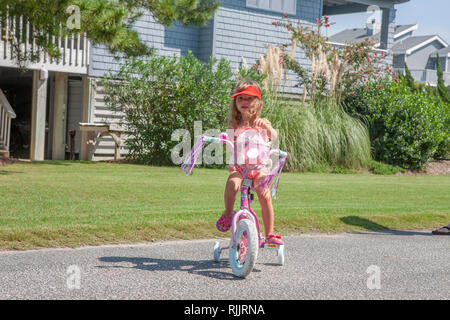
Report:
277,245,285,266
213,241,221,262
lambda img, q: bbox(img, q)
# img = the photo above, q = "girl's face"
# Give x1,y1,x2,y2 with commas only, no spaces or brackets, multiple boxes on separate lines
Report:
236,94,258,115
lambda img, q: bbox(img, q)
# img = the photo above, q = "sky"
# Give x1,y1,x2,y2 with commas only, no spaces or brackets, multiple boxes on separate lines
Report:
325,0,450,44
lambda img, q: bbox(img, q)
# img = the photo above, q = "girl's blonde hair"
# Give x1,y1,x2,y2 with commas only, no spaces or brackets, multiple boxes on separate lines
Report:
228,81,263,129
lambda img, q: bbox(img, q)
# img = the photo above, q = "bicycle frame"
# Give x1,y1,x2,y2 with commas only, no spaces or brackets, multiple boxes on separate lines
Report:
220,176,261,254
203,134,288,253
181,132,289,274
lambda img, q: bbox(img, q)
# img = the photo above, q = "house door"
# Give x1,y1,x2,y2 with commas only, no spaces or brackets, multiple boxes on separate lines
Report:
66,77,83,159
0,67,33,159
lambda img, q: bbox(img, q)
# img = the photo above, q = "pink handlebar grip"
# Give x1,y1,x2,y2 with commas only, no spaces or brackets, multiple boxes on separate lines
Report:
219,133,228,142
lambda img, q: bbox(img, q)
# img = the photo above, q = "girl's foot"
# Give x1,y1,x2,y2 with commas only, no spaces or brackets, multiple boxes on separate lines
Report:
216,211,233,232
264,234,284,245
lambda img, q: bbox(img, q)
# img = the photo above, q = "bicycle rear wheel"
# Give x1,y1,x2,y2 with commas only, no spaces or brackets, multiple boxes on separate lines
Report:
229,219,258,278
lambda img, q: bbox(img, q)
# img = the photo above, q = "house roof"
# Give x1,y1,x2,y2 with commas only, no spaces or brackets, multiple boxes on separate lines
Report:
392,35,448,54
323,1,410,15
323,0,409,3
394,24,418,39
327,27,379,45
431,46,450,57
327,24,417,46
323,0,410,8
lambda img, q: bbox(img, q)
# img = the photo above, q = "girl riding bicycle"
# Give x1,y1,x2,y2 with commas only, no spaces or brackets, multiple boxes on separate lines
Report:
216,81,284,246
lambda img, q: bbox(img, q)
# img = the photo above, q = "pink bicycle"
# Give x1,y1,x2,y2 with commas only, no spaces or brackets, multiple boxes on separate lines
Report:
180,129,289,278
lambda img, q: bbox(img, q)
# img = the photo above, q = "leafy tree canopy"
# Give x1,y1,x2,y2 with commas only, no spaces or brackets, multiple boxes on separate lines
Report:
0,0,220,65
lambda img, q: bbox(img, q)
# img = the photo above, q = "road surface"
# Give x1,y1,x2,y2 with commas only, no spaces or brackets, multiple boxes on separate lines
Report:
0,230,448,300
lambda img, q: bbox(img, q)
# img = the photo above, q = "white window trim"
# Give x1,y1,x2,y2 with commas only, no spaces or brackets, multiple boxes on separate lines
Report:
246,0,297,15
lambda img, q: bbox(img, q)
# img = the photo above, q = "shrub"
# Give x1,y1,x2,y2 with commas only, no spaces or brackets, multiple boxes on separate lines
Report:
434,112,450,160
236,48,372,173
343,78,448,169
436,53,450,104
262,98,371,172
369,160,405,175
103,52,234,165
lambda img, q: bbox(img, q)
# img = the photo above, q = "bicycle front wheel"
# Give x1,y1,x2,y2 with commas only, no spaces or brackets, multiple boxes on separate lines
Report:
229,219,258,278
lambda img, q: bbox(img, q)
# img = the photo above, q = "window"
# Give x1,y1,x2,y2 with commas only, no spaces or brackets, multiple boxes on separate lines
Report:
246,0,297,15
426,58,436,70
393,54,404,68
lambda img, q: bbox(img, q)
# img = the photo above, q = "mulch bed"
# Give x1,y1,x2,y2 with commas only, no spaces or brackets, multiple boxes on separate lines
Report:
0,156,25,166
395,160,450,176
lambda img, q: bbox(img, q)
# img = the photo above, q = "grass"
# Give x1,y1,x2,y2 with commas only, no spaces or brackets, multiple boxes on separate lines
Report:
0,161,449,250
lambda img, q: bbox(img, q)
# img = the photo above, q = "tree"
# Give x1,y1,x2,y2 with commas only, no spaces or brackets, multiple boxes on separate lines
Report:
403,63,416,91
275,16,393,102
0,0,220,66
436,53,449,103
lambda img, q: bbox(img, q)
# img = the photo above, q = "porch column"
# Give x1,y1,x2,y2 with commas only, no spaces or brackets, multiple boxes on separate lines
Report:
30,69,48,161
52,72,68,160
80,76,95,160
380,7,396,51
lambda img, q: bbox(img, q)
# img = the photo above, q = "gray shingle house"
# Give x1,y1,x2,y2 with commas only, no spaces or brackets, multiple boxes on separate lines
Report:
431,46,450,71
392,34,449,85
328,23,418,47
0,0,407,161
329,22,450,86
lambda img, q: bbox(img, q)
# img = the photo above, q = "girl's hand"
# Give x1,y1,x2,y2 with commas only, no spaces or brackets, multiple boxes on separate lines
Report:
254,118,277,140
254,118,272,130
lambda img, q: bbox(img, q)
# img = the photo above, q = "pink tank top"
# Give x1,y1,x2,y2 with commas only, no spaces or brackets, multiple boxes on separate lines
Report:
231,126,271,169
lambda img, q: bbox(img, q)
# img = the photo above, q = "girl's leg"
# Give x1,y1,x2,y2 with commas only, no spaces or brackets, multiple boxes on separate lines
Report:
223,170,243,218
253,177,274,236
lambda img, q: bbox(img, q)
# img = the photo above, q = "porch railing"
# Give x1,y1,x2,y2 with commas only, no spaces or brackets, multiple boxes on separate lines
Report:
0,10,89,74
0,89,16,155
394,68,450,86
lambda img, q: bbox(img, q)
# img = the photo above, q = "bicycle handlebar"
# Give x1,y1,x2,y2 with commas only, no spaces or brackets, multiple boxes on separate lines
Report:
203,134,289,159
203,136,221,144
181,133,288,198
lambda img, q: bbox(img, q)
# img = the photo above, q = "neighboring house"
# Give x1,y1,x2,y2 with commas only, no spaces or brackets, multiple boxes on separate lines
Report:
328,23,418,47
430,46,450,72
0,0,406,162
329,22,450,86
392,35,449,85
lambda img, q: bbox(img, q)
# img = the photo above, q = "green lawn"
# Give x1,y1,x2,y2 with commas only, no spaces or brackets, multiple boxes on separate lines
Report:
1,161,449,250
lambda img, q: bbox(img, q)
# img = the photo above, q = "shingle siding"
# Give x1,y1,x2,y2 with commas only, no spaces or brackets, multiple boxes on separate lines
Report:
89,12,202,78
198,19,215,63
89,0,322,81
407,41,445,70
213,0,321,94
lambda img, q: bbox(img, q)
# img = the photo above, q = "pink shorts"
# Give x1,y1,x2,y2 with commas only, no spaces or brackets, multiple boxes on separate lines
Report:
229,165,269,180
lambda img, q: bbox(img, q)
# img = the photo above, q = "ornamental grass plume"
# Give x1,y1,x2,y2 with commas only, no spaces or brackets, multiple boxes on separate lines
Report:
329,49,347,94
258,44,284,94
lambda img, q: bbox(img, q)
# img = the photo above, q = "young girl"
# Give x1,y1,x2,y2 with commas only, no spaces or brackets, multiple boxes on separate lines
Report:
216,81,283,245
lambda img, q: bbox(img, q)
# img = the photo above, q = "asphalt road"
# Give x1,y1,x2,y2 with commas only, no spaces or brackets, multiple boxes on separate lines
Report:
0,230,448,300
